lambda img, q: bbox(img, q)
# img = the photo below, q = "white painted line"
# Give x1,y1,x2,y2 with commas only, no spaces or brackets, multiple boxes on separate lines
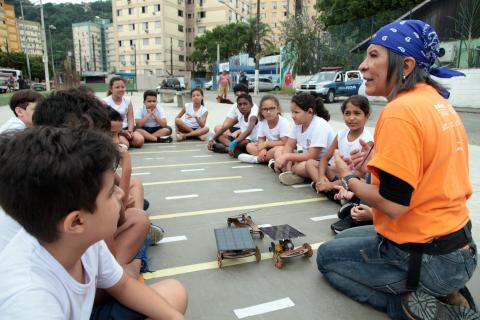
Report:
144,157,165,160
157,145,177,148
257,224,272,228
157,235,188,244
233,188,264,194
131,172,151,176
234,297,295,319
165,194,199,200
180,168,205,172
232,165,254,169
192,155,212,158
291,183,311,189
310,214,338,222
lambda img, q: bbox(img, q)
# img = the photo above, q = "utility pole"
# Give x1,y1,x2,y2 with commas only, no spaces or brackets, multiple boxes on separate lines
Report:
92,34,96,71
254,0,260,95
170,37,173,76
48,25,56,80
39,0,50,91
19,0,31,81
78,39,82,75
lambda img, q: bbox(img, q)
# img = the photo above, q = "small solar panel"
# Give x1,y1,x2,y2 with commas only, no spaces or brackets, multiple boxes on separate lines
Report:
215,227,256,251
260,224,305,241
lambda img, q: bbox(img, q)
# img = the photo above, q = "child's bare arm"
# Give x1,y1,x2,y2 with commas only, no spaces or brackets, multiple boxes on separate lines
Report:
176,107,186,119
263,136,288,149
318,136,338,179
195,111,208,128
118,148,131,209
127,103,135,132
107,273,185,320
235,116,257,143
154,115,167,127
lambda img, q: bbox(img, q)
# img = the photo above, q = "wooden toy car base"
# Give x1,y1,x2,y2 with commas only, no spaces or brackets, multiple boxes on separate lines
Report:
214,227,261,268
260,224,313,269
227,214,264,238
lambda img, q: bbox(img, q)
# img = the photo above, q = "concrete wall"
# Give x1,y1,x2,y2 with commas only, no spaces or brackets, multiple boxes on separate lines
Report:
434,68,480,109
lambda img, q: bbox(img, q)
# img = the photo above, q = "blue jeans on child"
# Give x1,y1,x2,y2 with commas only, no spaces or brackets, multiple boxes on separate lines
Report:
317,225,477,320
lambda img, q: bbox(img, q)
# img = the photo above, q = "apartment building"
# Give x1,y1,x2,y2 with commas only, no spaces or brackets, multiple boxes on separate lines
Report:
72,19,110,74
105,23,117,72
0,0,21,52
249,0,317,45
16,19,43,56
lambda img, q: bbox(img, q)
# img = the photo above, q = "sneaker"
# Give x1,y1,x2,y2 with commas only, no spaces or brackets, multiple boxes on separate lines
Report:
338,202,355,219
330,215,373,234
279,171,305,185
238,153,258,164
212,142,228,153
402,290,480,320
149,224,165,246
443,287,478,312
157,135,173,143
268,159,276,171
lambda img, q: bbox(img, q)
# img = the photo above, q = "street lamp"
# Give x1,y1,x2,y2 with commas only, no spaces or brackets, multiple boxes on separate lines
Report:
254,0,260,96
48,25,56,80
39,0,50,91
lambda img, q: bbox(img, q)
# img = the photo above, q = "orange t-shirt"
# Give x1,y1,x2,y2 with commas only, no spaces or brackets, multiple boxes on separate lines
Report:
368,84,471,244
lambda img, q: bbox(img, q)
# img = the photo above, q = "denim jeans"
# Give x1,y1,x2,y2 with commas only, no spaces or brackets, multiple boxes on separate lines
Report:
316,225,477,320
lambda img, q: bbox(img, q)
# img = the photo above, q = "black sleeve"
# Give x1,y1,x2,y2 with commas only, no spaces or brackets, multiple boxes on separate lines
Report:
378,170,414,206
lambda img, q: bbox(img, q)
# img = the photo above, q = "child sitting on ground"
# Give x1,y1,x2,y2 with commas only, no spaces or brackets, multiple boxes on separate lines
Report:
208,93,258,156
135,90,173,143
0,126,187,319
306,95,374,198
237,95,290,164
0,89,44,134
272,93,334,185
175,88,209,141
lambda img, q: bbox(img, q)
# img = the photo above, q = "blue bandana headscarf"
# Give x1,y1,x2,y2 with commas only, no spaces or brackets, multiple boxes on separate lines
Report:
370,20,465,80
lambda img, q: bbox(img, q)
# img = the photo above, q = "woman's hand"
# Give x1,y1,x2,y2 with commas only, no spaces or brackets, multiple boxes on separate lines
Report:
351,204,373,222
350,139,373,175
331,150,352,178
332,186,355,201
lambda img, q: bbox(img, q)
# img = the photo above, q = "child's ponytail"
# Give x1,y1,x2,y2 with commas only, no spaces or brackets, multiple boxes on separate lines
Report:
314,97,330,121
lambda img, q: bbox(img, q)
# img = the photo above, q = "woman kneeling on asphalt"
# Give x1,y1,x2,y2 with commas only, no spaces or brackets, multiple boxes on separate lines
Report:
316,20,478,320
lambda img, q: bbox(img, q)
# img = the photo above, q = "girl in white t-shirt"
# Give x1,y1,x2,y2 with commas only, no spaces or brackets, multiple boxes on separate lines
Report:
273,93,334,185
238,95,290,164
175,88,209,141
307,95,374,193
103,77,144,148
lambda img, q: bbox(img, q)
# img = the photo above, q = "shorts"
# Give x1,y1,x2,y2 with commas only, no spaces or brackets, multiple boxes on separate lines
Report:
230,126,240,133
138,125,172,135
218,85,228,97
90,299,144,320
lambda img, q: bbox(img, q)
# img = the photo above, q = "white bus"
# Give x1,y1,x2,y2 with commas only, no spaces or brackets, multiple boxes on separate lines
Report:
0,68,22,90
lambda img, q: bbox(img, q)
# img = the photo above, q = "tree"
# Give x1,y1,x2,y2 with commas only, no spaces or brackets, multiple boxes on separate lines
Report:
450,0,480,68
0,52,45,80
190,19,275,71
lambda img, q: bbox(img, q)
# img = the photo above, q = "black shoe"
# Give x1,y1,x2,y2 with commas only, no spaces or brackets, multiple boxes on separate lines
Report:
212,142,228,153
157,135,173,143
402,290,480,320
268,159,275,171
330,215,372,234
143,198,150,211
338,202,355,219
323,189,340,204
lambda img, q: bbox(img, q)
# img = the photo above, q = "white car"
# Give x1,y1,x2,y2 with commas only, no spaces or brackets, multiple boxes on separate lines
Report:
247,77,280,92
203,80,213,90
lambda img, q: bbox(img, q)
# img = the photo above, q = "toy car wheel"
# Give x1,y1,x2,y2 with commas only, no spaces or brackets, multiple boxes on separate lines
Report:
303,243,313,257
254,247,261,262
217,253,223,268
269,242,275,253
259,230,264,239
326,89,335,103
274,254,283,269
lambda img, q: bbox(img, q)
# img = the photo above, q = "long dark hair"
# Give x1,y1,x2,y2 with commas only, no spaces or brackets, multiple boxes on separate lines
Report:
386,50,446,99
291,93,330,121
191,88,204,106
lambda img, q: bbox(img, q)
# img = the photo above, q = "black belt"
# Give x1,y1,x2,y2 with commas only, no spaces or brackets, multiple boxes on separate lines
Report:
384,220,472,291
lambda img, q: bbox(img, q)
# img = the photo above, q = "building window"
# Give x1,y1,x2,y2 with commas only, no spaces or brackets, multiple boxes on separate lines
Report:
188,42,192,47
143,38,149,45
142,6,147,13
128,8,133,14
129,39,134,46
143,22,149,30
179,55,184,62
144,53,150,60
129,24,135,31
117,9,121,16
198,11,206,18
178,10,183,17
118,40,123,47
187,0,192,4
156,4,161,11
156,53,161,60
187,27,192,33
178,40,184,47
155,37,161,44
155,21,161,28
198,26,205,33
178,25,184,32
187,13,192,19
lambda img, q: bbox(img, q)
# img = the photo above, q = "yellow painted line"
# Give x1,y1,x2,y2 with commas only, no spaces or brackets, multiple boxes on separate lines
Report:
130,149,200,155
149,197,326,220
143,175,242,186
133,160,240,170
143,242,324,280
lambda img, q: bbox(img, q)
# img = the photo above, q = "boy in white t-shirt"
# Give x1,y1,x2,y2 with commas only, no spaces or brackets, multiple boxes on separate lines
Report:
0,89,44,134
135,90,173,143
0,127,187,319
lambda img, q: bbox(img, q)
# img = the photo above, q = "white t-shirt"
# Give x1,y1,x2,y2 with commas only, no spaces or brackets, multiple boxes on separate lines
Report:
0,228,123,319
0,117,26,134
233,104,259,141
226,103,258,129
103,95,131,128
288,115,335,160
257,115,291,141
336,128,374,159
183,102,207,129
135,104,166,128
0,208,21,252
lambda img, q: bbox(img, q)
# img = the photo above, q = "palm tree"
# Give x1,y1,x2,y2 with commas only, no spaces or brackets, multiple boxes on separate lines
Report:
241,17,276,57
